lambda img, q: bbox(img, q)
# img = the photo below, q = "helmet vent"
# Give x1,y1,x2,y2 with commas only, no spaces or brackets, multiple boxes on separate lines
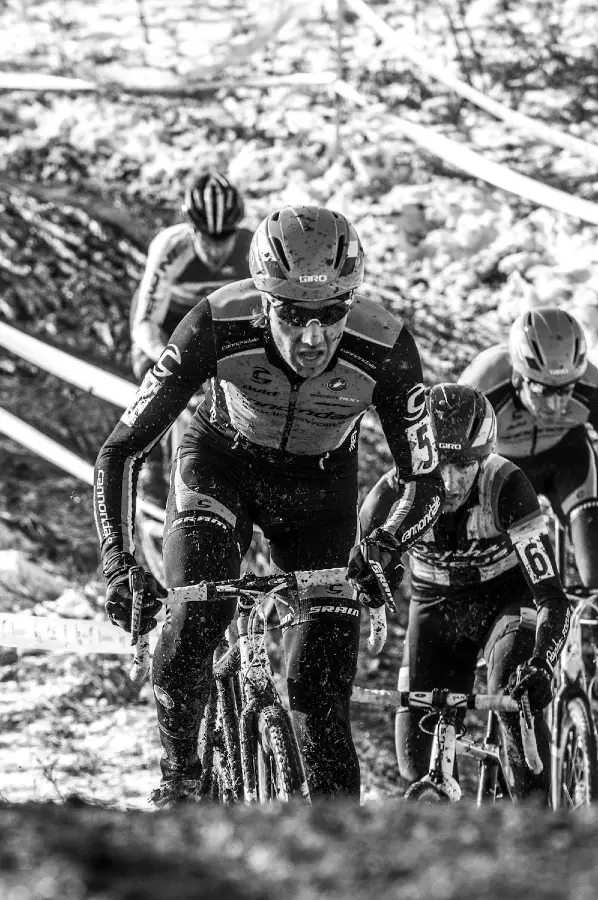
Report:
574,337,580,363
272,237,290,271
334,234,346,269
530,339,545,366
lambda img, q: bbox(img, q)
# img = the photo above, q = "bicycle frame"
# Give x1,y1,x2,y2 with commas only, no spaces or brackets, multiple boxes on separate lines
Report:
352,687,541,803
130,566,387,802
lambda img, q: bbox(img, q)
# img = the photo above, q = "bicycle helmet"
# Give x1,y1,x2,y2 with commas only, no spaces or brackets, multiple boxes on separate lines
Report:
428,383,496,462
249,206,365,301
181,172,244,236
509,307,587,388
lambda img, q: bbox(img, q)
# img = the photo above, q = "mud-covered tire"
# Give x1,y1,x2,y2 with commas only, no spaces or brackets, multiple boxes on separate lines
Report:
553,697,598,810
404,780,450,803
255,706,308,803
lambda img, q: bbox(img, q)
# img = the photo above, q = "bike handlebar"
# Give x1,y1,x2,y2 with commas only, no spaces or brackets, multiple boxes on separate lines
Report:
351,687,543,773
127,566,388,683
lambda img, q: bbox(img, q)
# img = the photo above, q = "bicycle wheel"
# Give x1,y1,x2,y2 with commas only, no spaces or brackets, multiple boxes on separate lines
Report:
552,696,598,810
404,779,450,803
243,704,308,803
198,654,243,803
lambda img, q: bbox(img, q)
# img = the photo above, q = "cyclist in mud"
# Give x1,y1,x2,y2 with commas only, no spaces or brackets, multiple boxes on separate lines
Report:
359,383,570,801
130,171,252,505
460,307,598,590
94,205,445,809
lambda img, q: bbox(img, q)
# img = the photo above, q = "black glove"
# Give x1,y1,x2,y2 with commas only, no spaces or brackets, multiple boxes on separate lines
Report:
347,528,404,609
104,552,166,635
508,657,553,714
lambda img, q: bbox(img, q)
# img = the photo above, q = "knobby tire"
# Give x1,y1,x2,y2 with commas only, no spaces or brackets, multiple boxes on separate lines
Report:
404,780,450,803
553,696,598,810
243,704,307,802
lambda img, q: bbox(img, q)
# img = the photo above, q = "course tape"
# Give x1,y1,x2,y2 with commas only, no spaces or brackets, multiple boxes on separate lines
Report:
345,0,598,164
0,612,158,654
335,80,598,227
0,323,137,408
0,407,164,521
0,71,337,95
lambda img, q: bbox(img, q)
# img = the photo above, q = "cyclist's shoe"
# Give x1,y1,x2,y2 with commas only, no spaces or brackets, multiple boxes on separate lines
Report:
149,778,203,811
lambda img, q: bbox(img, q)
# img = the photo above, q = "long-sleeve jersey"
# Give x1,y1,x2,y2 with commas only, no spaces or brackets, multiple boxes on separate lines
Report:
360,452,570,668
131,222,253,361
459,344,598,459
95,280,444,564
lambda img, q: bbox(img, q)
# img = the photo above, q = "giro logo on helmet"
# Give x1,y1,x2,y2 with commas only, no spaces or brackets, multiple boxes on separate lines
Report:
299,274,328,283
439,442,462,450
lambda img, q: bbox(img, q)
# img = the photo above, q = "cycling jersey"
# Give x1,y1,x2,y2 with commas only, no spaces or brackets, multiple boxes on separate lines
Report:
360,453,570,668
131,222,253,363
95,281,443,565
459,344,598,458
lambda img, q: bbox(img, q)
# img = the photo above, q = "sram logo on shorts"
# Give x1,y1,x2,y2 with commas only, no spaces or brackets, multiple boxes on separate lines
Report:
310,604,360,617
299,274,328,282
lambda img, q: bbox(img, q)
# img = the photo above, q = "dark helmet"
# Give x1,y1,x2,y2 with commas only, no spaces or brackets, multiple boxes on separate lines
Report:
181,172,244,236
509,306,587,387
428,383,496,463
249,206,365,302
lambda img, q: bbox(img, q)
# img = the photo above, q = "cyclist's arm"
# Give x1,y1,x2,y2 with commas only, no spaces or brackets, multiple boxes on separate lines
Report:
94,298,217,569
499,466,570,669
132,227,191,362
373,327,444,552
134,319,169,364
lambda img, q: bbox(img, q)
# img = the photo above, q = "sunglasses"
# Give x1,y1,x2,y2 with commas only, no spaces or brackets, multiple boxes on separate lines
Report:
195,229,236,245
524,379,576,397
269,294,354,327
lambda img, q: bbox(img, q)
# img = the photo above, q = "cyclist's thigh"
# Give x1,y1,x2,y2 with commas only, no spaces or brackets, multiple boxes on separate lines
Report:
271,510,360,709
483,597,536,693
161,448,254,645
397,596,479,782
542,427,596,521
483,591,551,794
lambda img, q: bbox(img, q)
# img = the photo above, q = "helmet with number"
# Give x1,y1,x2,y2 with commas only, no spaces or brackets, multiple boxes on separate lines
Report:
509,307,587,388
428,383,496,462
249,206,365,301
181,172,244,236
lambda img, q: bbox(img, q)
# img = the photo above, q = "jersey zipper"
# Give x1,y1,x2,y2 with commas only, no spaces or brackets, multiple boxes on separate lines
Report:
280,380,302,451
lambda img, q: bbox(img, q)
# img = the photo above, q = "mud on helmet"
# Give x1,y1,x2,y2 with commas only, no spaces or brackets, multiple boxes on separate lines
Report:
428,383,496,463
509,307,587,388
181,172,244,236
249,206,365,302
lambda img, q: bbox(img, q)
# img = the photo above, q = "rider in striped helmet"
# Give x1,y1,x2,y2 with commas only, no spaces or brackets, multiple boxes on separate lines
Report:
130,171,251,506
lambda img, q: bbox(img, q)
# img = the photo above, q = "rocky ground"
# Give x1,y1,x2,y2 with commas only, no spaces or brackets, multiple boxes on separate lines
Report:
2,0,598,895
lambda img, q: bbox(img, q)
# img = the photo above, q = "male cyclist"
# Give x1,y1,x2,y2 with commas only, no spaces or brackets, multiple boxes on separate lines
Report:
130,171,252,505
94,205,444,808
460,307,598,588
360,384,570,801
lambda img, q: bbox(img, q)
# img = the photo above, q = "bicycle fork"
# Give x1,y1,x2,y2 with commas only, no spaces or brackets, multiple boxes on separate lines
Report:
425,713,462,802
